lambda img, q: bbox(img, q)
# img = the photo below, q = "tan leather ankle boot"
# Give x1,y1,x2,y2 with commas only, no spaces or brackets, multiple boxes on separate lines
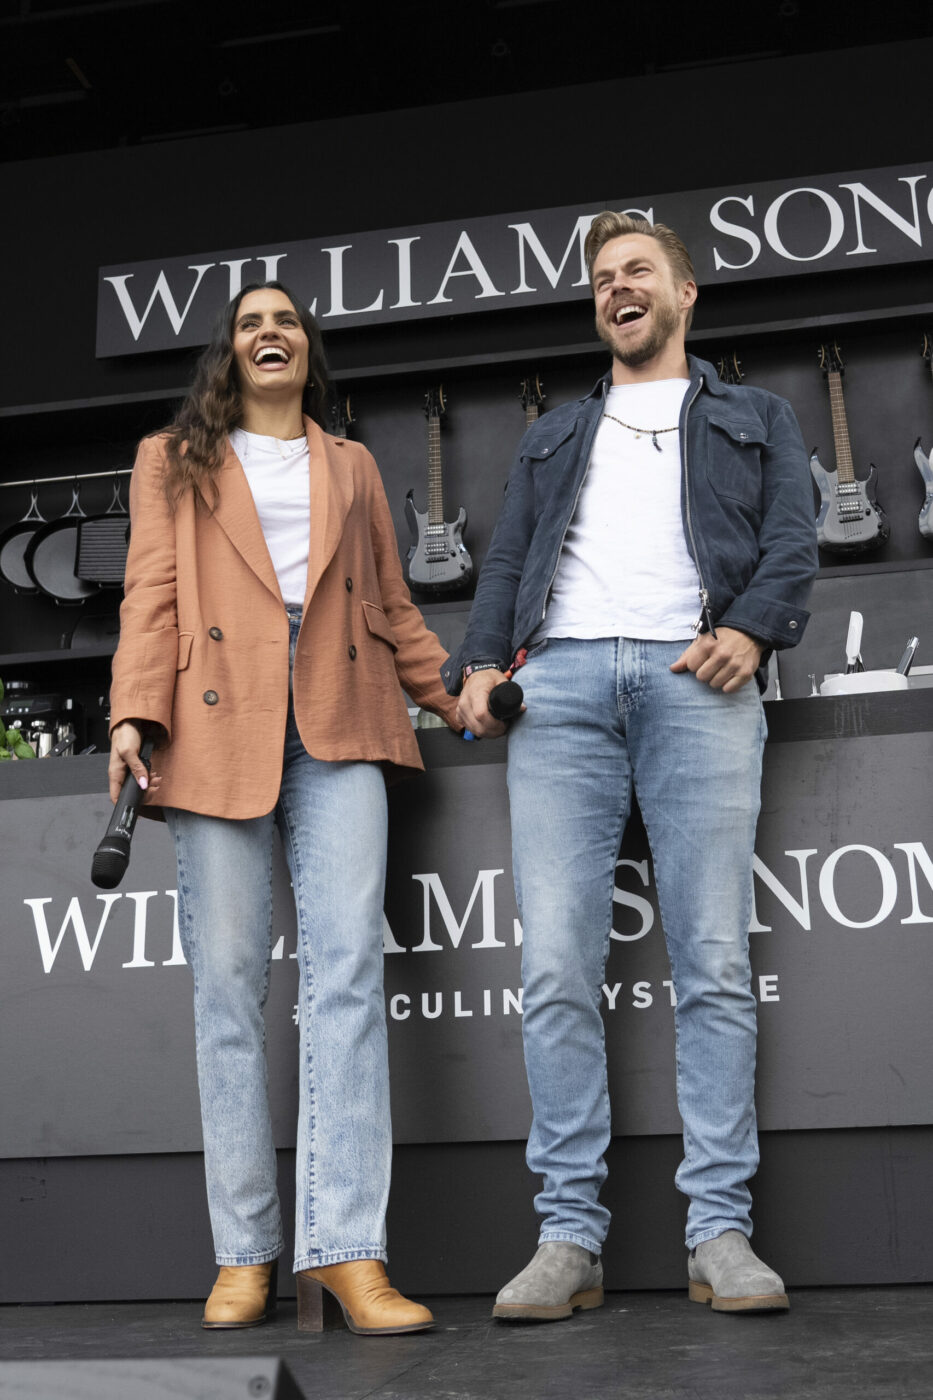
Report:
202,1260,278,1329
296,1260,433,1335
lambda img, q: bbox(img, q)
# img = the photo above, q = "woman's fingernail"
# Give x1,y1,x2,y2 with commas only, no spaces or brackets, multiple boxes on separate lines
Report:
138,775,148,790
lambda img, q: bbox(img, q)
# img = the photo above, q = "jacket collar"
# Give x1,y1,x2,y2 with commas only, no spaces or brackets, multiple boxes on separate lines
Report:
214,415,353,604
586,353,727,401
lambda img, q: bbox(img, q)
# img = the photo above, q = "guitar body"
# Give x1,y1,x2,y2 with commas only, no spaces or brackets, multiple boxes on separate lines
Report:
914,438,933,539
405,493,473,592
810,450,889,553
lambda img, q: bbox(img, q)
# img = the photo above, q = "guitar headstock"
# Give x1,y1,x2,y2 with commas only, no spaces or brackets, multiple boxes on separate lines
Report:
716,351,744,386
424,385,446,422
330,391,354,438
922,331,932,365
520,373,546,412
819,341,845,377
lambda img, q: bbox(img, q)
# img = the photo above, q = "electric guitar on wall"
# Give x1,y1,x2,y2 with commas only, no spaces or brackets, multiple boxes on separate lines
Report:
520,372,546,427
330,390,354,438
810,342,890,555
914,333,933,540
716,351,744,386
405,386,473,593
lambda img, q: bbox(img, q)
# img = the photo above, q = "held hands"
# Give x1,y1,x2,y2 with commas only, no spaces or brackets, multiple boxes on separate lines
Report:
670,627,763,693
456,668,511,738
108,720,161,804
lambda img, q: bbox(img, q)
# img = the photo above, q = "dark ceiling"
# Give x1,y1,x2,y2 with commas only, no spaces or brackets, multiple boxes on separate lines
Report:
2,0,931,164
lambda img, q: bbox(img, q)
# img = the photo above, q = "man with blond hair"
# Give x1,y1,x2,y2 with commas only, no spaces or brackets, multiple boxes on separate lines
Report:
446,213,817,1319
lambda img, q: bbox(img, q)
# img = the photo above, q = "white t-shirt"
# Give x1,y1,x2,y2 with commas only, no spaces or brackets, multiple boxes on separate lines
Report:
540,379,701,642
229,428,311,605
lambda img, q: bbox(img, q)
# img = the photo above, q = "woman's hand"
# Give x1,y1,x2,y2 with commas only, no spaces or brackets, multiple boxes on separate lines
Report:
108,720,161,803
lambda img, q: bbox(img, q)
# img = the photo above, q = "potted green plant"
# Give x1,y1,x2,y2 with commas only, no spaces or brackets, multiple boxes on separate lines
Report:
0,678,37,760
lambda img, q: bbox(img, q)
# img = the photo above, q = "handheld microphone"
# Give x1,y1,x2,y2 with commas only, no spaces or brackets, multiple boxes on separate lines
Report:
91,737,154,889
463,679,524,740
487,680,524,721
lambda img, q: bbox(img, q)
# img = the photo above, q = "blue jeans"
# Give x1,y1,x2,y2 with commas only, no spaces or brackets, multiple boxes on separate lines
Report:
166,610,391,1270
506,636,767,1252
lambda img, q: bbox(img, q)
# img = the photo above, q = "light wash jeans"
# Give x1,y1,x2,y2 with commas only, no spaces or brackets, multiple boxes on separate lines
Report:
506,636,767,1252
166,609,391,1270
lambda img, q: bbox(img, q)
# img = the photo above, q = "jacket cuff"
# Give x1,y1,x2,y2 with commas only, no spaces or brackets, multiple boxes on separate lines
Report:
717,596,811,649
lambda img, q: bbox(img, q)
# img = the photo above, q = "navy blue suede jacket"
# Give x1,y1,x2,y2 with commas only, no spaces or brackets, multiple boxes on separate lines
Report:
443,355,818,694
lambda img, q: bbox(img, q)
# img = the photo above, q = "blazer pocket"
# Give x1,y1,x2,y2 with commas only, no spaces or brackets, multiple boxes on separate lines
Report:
177,632,194,670
362,601,398,651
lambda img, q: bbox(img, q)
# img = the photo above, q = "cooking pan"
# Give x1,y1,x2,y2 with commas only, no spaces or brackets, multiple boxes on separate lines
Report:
76,478,130,586
0,488,46,594
24,485,101,605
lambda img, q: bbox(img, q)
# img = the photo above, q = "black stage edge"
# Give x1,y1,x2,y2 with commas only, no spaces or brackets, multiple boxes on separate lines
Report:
2,1289,933,1400
2,1128,931,1306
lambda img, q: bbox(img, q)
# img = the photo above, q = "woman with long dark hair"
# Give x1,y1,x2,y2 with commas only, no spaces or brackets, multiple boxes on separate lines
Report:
109,281,458,1335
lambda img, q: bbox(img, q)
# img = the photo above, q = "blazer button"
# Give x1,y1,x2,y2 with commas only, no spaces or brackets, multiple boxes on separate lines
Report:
203,690,219,705
348,644,357,660
209,627,223,640
345,577,353,591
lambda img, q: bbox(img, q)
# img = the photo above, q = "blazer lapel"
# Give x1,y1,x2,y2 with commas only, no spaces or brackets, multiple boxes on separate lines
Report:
304,416,354,603
212,439,282,601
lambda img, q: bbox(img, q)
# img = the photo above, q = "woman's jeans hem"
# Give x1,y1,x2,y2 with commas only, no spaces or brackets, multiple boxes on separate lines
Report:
294,1248,390,1270
215,1246,283,1267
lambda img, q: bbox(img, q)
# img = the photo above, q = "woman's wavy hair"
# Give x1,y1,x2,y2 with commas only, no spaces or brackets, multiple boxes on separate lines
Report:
161,281,330,508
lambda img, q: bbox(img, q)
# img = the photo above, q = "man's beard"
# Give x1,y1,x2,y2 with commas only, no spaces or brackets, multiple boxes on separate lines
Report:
596,294,682,367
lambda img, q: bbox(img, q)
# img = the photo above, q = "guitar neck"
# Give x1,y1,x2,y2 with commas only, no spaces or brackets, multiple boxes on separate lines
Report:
525,403,540,429
427,414,445,525
827,371,856,483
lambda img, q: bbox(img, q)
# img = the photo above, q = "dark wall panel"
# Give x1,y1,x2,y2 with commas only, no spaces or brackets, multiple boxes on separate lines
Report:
3,1129,931,1304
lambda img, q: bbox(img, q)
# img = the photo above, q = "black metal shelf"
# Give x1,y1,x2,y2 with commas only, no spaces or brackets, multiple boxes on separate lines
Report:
0,644,116,669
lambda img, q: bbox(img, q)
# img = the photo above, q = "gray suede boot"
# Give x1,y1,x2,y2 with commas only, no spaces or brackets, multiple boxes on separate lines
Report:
493,1242,604,1322
688,1230,789,1312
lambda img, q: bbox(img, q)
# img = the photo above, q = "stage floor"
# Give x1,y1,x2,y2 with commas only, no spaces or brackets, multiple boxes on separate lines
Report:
2,1288,933,1399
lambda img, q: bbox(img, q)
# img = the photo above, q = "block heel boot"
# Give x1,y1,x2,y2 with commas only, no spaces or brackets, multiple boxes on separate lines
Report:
296,1261,434,1336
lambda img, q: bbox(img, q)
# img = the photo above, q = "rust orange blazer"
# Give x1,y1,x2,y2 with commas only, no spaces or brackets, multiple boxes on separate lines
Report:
110,417,461,819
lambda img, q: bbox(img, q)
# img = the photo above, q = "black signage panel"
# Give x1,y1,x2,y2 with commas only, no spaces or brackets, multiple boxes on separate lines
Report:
96,163,933,357
3,723,933,1157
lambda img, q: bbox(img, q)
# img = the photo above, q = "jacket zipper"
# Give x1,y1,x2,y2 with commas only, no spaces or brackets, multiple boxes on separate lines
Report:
540,383,607,623
682,376,717,638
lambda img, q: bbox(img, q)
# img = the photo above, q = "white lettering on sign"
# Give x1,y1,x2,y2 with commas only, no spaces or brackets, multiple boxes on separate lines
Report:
25,894,122,974
427,231,505,305
102,264,215,340
840,177,925,255
611,857,655,941
508,215,593,294
410,869,507,951
20,838,933,976
321,245,384,316
98,166,933,356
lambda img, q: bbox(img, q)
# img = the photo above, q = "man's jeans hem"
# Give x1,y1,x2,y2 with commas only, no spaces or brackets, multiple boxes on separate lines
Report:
293,1247,389,1270
686,1223,752,1251
539,1230,603,1255
215,1246,283,1267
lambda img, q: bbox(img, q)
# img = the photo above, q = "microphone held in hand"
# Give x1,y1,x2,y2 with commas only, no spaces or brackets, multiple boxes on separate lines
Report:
91,736,155,889
487,679,524,722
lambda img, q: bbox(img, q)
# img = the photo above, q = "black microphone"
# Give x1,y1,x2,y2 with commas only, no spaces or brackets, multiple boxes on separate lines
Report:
91,736,155,889
487,680,524,721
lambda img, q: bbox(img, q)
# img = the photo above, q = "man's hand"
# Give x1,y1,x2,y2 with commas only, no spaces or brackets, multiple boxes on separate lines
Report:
456,668,509,738
670,627,763,693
